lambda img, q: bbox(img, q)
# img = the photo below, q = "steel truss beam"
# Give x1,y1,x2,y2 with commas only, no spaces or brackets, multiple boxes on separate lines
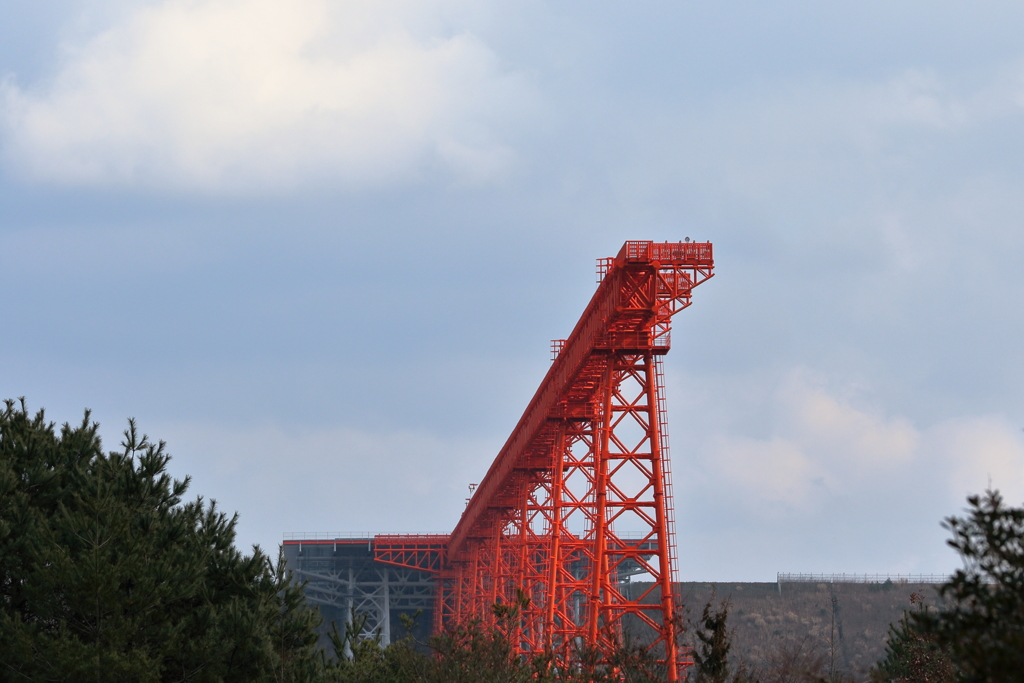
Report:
439,240,714,681
284,540,437,648
287,242,713,679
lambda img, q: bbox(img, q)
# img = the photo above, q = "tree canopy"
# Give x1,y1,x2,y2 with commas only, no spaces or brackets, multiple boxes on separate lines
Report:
915,490,1024,682
874,490,1024,683
0,399,323,682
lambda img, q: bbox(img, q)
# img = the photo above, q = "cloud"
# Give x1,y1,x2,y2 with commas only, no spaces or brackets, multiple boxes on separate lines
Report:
775,374,919,473
695,371,1024,514
0,0,535,191
670,368,1024,576
704,434,819,507
927,415,1024,505
699,372,919,510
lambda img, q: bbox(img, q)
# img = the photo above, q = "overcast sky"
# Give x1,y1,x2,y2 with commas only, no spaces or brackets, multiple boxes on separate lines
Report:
3,0,1024,581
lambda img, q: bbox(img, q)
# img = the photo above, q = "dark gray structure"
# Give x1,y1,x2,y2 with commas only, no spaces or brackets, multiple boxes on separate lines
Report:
282,537,436,650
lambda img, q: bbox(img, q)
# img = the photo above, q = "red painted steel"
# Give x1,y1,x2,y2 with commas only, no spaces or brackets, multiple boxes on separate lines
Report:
432,240,715,680
373,535,449,573
297,242,715,676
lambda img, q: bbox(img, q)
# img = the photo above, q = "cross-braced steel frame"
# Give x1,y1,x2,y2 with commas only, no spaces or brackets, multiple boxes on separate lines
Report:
437,241,714,680
283,540,436,649
291,241,713,680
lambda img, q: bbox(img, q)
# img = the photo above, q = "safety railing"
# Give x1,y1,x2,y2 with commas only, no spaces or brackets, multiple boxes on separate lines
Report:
284,532,449,541
777,572,950,584
617,240,714,263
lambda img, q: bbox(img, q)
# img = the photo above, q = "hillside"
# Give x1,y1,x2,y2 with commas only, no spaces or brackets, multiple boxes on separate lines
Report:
672,581,942,678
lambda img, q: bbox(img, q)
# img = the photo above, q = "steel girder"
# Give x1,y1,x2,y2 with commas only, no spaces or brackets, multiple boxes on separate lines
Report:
438,240,714,680
288,242,713,679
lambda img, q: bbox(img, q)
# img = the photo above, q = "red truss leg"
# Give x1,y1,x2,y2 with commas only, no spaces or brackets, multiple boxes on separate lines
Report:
591,351,682,665
435,241,713,681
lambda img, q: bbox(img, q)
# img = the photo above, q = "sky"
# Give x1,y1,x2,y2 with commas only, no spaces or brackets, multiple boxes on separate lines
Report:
2,0,1024,581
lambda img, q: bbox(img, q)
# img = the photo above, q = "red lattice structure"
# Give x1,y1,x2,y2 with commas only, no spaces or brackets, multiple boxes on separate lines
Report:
372,240,713,681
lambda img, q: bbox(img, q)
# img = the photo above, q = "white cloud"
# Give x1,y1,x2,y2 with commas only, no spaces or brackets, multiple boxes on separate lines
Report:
775,374,919,471
696,371,1024,513
704,434,820,507
927,415,1024,505
700,372,918,510
0,0,535,191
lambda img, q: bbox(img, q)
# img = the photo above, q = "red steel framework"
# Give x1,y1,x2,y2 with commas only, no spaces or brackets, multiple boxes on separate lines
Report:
372,240,713,681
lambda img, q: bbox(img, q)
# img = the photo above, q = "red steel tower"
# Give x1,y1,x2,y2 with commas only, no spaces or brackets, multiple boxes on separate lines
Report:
374,240,714,680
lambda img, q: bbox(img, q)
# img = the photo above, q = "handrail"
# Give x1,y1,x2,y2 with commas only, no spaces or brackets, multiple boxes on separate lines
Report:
777,572,950,584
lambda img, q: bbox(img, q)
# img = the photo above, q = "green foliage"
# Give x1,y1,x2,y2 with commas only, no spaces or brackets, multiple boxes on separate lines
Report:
315,591,668,683
424,616,534,683
691,598,733,683
868,579,896,593
595,636,664,683
913,490,1024,683
688,597,758,683
320,611,427,683
871,593,954,683
0,400,323,682
319,594,542,683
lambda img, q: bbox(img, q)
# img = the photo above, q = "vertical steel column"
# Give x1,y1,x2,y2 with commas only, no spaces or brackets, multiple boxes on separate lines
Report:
588,359,615,643
646,352,679,680
437,241,714,680
381,567,391,646
515,487,530,649
345,566,354,659
544,423,566,650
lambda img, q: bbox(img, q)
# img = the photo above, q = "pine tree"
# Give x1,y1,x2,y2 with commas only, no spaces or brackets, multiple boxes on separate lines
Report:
871,592,954,683
913,490,1024,683
0,400,323,682
690,598,733,683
